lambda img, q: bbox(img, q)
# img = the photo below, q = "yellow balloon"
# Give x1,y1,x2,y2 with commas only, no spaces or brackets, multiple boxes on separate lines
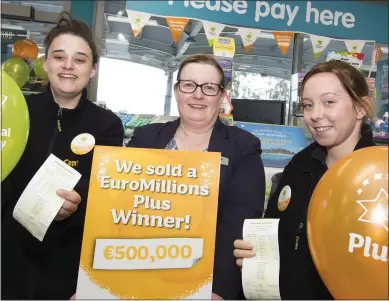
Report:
307,146,388,300
2,57,30,88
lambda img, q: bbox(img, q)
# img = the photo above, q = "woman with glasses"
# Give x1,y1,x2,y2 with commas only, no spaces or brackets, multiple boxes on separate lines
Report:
126,54,266,299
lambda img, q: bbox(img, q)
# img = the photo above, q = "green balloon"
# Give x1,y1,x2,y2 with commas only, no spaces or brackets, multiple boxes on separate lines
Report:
2,57,30,88
1,70,30,181
33,56,48,80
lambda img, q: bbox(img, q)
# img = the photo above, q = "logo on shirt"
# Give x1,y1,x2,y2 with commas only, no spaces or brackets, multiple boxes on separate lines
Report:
278,185,291,211
64,159,79,168
71,133,95,155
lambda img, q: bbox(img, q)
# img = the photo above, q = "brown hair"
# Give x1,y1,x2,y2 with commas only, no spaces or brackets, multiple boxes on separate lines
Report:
175,54,225,91
44,12,99,64
300,60,372,117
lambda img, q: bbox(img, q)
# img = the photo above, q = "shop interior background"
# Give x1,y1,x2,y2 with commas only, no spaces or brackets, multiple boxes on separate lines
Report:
1,0,388,144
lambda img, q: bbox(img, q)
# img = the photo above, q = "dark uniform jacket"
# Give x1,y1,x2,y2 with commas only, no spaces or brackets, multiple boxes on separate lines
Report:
127,117,266,299
1,87,124,299
265,123,375,300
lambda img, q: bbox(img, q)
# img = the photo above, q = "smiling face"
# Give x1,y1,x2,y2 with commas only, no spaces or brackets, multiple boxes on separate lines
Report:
44,33,96,98
302,72,366,148
175,62,223,128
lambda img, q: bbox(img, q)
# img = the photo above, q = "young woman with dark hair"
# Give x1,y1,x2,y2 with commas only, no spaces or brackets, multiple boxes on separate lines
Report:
1,12,124,299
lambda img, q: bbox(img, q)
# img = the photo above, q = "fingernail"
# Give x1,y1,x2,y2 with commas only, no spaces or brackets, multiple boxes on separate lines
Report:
56,189,63,196
246,243,253,248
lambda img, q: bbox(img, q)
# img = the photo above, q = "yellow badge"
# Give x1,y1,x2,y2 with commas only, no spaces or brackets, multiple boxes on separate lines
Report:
278,185,291,211
71,133,95,155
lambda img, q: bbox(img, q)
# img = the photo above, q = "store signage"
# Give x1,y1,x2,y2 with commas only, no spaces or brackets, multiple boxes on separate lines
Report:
126,1,388,43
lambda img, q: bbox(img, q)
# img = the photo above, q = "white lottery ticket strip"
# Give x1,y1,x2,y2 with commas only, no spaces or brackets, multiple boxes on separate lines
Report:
13,154,81,241
242,219,281,300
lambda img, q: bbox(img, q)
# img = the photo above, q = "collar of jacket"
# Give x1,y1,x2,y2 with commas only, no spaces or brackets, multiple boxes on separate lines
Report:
154,117,228,151
44,84,89,116
287,123,375,243
292,123,376,172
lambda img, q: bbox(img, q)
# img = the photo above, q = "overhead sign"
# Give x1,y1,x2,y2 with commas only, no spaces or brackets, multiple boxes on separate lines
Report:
126,1,388,43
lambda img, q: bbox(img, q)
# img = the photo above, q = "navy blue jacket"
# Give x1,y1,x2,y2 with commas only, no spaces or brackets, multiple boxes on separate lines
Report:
127,118,266,299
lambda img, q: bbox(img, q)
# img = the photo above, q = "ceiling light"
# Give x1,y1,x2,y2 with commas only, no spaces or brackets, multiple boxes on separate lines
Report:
117,10,127,17
106,38,129,45
235,31,275,40
2,24,25,30
259,32,276,39
117,33,128,42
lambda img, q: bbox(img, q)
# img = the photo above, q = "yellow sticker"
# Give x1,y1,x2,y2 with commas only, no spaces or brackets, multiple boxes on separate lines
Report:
71,133,95,155
278,185,291,211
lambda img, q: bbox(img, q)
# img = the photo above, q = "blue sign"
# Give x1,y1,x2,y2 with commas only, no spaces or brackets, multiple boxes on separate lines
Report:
235,122,308,168
126,1,388,43
214,57,232,88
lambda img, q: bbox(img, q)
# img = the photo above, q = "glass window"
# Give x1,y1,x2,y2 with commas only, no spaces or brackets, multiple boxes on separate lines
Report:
101,2,294,123
170,70,179,116
169,32,293,119
97,57,166,115
101,1,174,115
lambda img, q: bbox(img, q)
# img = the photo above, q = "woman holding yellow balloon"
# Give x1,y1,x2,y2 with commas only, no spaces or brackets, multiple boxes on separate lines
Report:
1,13,124,300
233,60,377,299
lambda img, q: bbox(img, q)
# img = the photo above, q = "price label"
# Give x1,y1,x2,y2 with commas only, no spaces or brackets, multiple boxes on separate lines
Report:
93,238,203,270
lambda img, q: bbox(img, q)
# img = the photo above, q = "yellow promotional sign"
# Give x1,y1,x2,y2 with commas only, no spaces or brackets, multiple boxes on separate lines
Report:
76,146,221,299
213,37,235,58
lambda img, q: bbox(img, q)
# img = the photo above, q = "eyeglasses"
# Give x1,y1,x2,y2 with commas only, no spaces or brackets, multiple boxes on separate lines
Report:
177,80,223,96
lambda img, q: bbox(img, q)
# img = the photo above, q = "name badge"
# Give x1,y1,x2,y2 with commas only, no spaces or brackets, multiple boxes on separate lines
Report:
221,156,229,166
